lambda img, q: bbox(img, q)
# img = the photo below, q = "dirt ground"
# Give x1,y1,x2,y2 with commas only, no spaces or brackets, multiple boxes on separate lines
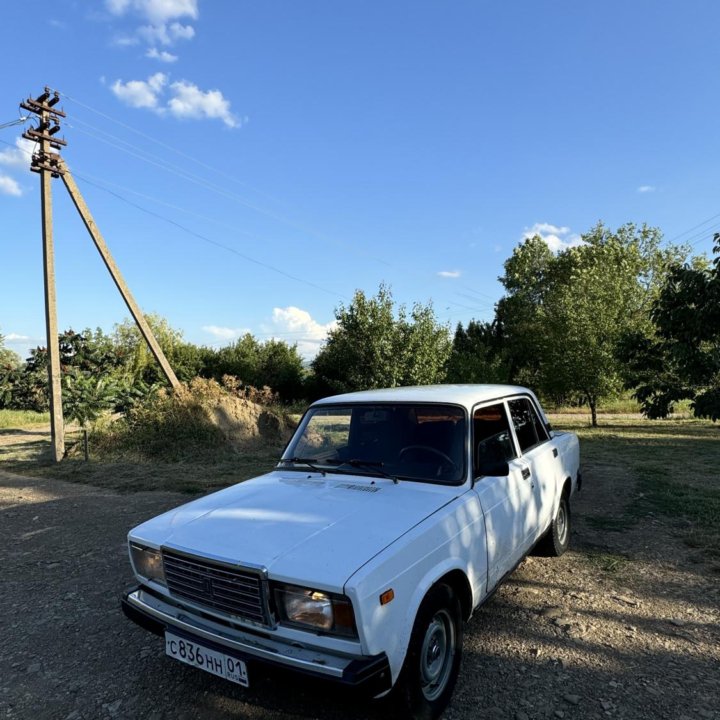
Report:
1,428,719,720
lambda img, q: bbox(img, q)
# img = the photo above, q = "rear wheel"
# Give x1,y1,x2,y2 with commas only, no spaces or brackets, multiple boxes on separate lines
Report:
394,583,463,720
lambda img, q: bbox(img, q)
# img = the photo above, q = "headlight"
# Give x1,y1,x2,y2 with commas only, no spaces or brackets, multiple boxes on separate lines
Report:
129,543,166,586
274,584,357,638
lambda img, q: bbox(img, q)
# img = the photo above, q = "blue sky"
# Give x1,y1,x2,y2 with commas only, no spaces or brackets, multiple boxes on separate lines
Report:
1,0,719,361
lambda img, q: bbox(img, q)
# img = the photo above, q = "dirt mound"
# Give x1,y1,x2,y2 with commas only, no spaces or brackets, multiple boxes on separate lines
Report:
207,394,293,448
176,377,295,450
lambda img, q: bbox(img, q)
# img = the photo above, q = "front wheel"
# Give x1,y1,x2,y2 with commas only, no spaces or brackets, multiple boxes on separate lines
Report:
535,491,571,557
393,583,463,720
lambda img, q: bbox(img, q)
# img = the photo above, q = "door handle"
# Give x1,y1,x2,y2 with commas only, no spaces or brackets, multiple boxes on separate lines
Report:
553,448,558,458
521,468,531,480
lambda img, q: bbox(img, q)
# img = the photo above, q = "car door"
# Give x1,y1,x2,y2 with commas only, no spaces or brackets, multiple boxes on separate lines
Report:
507,397,556,543
471,401,534,590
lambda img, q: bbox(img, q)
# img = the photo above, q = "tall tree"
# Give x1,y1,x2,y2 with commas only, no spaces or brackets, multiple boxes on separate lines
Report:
496,236,555,387
497,223,683,425
445,320,510,384
622,234,720,420
312,284,451,395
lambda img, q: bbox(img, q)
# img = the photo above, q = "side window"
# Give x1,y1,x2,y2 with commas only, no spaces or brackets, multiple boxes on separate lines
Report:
508,398,547,453
473,403,517,476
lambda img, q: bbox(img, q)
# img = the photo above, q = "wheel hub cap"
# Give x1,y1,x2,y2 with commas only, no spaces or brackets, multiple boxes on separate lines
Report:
420,609,455,701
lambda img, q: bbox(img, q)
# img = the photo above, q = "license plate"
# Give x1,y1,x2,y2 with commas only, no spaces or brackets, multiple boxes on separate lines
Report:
165,632,249,687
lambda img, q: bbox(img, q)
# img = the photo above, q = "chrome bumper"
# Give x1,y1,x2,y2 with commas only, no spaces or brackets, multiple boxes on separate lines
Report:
122,586,391,692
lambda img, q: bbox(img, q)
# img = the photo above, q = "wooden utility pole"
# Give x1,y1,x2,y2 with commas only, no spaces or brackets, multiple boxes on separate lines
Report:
22,89,67,462
21,86,180,461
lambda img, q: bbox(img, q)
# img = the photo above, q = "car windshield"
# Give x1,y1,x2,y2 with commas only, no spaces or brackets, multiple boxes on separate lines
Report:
281,403,467,485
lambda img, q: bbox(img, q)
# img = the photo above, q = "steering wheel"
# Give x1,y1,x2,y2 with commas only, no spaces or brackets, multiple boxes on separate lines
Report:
399,445,457,468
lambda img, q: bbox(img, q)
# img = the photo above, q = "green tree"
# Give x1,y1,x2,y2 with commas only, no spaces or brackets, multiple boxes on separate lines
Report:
446,320,510,384
312,284,451,395
622,234,720,420
497,223,684,425
0,331,21,369
62,368,119,428
255,339,305,401
0,332,22,407
112,314,202,384
496,236,555,387
201,334,305,402
202,333,261,384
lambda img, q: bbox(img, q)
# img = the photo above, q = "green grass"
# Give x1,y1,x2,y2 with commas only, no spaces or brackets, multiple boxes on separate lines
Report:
547,397,694,416
583,551,631,574
551,414,720,559
0,409,50,428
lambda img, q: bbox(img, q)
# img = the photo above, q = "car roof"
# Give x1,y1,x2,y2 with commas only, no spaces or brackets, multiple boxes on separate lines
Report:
312,384,535,411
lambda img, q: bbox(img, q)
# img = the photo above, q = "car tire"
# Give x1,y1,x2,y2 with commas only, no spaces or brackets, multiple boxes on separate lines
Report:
393,583,463,720
535,491,571,557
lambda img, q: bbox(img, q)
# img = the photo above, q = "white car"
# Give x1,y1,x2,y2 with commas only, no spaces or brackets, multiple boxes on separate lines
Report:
123,384,581,719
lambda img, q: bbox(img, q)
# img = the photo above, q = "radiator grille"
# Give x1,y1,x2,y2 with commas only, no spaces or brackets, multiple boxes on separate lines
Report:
162,550,268,625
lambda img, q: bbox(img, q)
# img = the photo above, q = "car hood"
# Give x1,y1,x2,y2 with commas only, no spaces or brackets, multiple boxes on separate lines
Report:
130,470,459,590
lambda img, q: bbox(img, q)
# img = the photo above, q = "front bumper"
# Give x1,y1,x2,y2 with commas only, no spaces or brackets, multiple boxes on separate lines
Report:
122,585,392,695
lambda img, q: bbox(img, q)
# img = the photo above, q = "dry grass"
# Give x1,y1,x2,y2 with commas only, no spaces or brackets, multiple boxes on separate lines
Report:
0,426,281,495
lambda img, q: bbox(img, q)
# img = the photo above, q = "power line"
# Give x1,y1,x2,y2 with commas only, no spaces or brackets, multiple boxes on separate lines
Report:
665,211,720,244
2,134,346,298
62,92,286,205
71,171,348,300
63,93,396,269
0,116,30,130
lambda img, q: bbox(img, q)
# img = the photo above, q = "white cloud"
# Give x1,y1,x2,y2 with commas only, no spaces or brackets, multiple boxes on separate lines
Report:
110,74,241,128
146,47,178,62
522,222,583,252
138,21,194,45
107,0,197,48
637,185,656,193
267,307,337,360
0,137,34,169
5,333,30,342
106,0,198,23
111,72,167,109
167,81,239,127
0,175,22,197
437,270,461,278
202,325,250,341
168,21,194,39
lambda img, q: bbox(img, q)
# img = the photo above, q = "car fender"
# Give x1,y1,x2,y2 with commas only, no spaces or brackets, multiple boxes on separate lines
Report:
344,491,486,682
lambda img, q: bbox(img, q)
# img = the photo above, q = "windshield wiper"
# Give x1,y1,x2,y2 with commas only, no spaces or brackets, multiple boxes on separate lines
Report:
330,458,399,484
281,457,327,476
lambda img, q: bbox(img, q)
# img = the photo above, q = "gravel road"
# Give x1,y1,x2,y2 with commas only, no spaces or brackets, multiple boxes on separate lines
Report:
1,459,719,720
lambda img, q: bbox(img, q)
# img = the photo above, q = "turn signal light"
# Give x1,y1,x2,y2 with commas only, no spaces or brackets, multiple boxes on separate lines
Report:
380,589,395,605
